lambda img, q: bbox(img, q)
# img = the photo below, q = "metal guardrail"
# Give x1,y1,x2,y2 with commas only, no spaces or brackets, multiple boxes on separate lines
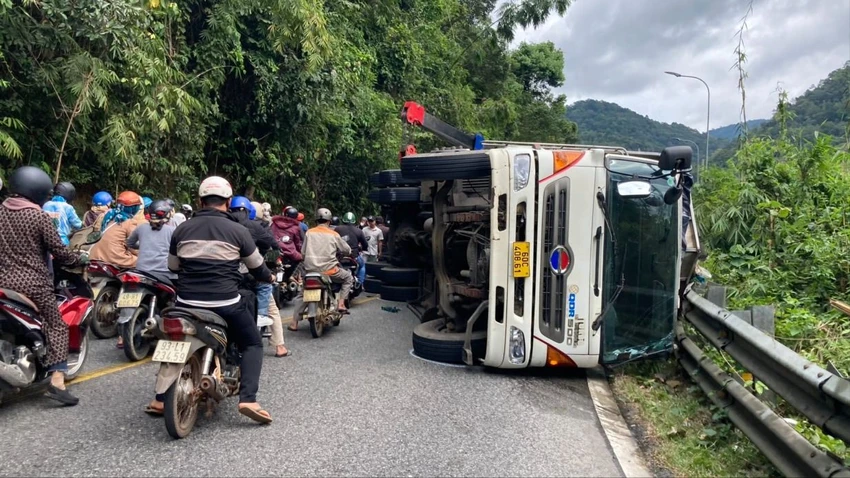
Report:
679,288,850,477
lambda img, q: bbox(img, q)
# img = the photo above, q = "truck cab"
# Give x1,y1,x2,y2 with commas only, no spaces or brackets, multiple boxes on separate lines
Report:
370,104,698,369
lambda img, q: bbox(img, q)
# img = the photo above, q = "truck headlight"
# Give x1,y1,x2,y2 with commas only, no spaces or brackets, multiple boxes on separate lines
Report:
509,326,525,364
514,154,531,191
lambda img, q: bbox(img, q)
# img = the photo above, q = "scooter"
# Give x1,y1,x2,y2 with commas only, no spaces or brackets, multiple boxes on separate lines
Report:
87,260,125,339
272,257,300,307
0,269,93,402
116,270,177,362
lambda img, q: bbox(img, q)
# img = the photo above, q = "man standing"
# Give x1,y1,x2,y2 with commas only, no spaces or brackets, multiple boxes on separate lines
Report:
362,215,383,262
147,176,275,424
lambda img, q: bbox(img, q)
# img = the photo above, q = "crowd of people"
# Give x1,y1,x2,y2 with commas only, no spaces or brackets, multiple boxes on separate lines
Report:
0,168,387,424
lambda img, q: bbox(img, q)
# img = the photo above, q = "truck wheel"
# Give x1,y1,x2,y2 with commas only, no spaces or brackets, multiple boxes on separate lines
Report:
380,267,420,286
365,261,391,280
401,151,491,180
412,319,486,364
380,285,419,302
369,172,381,187
364,278,382,294
369,187,421,204
379,169,420,187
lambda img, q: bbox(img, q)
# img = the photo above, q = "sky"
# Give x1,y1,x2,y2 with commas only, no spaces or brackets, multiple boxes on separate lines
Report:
510,0,850,131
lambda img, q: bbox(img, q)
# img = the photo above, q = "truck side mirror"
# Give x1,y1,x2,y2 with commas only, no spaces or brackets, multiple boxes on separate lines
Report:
659,146,693,171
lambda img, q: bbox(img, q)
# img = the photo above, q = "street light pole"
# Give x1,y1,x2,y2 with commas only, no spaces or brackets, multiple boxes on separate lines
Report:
673,137,700,181
665,71,711,174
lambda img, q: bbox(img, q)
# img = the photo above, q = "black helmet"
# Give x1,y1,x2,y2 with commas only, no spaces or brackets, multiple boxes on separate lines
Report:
53,181,76,202
10,166,54,206
284,206,298,219
331,216,340,226
150,200,172,220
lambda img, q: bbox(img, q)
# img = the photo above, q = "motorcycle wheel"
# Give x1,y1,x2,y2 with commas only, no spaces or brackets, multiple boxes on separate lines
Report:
90,285,119,339
65,334,89,380
308,317,324,338
122,304,152,362
164,353,202,439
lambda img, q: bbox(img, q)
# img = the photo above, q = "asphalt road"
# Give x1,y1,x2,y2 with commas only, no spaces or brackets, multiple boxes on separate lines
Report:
0,295,622,477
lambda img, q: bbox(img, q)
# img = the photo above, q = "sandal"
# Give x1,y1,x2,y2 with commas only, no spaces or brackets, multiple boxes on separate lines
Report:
274,346,291,358
239,405,272,424
287,325,298,332
144,404,164,416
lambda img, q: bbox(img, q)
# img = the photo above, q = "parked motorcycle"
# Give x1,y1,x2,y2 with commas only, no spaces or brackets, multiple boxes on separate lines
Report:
302,257,362,338
143,306,241,439
0,270,93,402
116,270,177,362
87,260,125,339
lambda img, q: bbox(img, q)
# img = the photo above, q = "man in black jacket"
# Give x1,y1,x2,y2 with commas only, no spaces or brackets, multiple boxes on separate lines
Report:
147,177,275,424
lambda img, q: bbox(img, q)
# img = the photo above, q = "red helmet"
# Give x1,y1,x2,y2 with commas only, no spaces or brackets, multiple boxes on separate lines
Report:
116,191,142,206
297,212,305,222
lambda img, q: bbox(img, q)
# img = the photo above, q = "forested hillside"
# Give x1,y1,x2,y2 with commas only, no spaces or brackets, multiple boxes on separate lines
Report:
0,0,575,213
565,99,742,158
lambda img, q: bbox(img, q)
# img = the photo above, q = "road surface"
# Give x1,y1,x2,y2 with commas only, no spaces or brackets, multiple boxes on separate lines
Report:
0,295,622,477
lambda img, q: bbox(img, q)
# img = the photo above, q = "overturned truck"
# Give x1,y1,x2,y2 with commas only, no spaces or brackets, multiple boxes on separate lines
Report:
367,102,700,369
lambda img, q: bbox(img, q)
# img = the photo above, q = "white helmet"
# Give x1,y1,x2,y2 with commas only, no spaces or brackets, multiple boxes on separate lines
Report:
198,176,233,199
250,201,263,217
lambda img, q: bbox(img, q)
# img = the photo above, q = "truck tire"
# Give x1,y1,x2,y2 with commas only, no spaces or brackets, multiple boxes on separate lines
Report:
380,285,420,302
379,169,420,187
380,267,420,286
401,151,491,180
412,319,486,364
364,278,382,294
365,261,391,279
369,187,421,204
369,172,381,186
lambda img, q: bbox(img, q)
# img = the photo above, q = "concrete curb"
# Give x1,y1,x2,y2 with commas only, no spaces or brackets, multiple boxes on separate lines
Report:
587,367,654,478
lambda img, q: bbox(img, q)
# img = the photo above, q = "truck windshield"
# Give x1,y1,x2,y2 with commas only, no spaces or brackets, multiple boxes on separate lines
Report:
600,159,679,364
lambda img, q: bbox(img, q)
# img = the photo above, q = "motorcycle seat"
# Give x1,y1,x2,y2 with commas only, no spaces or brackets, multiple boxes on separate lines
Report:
134,270,175,287
162,307,228,328
0,288,39,312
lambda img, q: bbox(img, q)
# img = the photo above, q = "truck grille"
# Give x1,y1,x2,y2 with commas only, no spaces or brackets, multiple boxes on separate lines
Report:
539,180,569,342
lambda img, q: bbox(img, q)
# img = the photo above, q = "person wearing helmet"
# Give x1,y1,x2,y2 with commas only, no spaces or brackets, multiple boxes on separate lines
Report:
330,216,340,230
121,200,177,348
84,191,113,227
42,181,83,246
181,204,193,220
230,196,288,358
89,192,146,270
0,166,87,405
289,208,354,330
297,212,308,233
362,215,383,262
261,202,272,224
335,212,369,286
95,190,143,232
271,206,305,263
165,198,186,227
147,177,274,423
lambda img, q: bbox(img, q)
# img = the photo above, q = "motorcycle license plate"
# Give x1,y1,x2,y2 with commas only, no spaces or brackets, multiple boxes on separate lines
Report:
303,289,322,302
276,271,284,282
152,340,192,364
116,292,143,308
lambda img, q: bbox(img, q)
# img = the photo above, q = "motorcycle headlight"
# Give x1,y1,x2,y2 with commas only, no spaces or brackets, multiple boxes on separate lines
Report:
514,154,531,191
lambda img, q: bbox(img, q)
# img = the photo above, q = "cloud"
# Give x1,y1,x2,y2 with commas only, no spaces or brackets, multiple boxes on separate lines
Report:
511,0,850,130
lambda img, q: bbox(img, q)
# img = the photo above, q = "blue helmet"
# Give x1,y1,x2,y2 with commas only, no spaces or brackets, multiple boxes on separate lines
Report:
142,196,152,208
92,191,113,206
229,195,252,214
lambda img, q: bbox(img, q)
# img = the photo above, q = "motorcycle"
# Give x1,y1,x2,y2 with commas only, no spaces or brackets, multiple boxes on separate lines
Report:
272,257,300,307
302,257,362,339
116,270,177,362
0,270,93,402
143,306,241,439
87,260,125,339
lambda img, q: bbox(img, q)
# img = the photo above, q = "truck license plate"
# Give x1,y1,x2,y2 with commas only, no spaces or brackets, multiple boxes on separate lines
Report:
513,242,531,278
303,289,322,302
152,340,192,364
117,292,143,308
